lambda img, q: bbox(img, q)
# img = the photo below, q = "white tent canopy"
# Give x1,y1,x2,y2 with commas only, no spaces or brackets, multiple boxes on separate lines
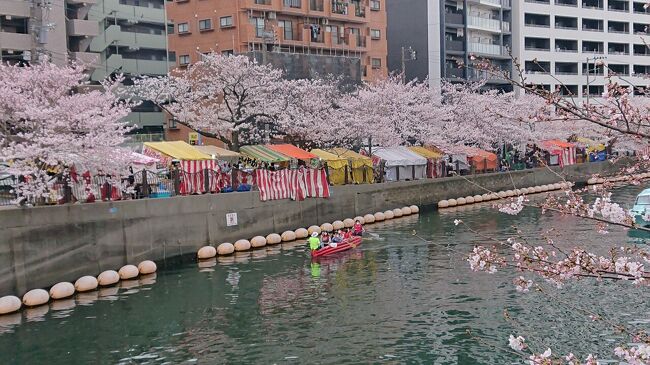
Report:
372,147,427,181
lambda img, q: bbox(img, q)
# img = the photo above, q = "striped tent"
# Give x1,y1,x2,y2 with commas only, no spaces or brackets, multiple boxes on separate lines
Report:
240,145,291,164
255,167,330,202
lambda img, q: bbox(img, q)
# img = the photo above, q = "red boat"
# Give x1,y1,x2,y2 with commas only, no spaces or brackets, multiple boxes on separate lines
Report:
311,236,362,258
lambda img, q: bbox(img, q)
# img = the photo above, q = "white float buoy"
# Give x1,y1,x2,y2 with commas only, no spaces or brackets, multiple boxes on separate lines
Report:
374,212,386,221
409,205,419,213
217,242,235,255
438,200,449,208
198,245,217,259
281,231,297,242
401,207,412,215
384,210,395,219
97,270,120,286
138,260,157,275
49,282,75,300
447,199,458,207
75,275,98,292
118,265,139,280
22,289,49,307
392,208,403,217
234,239,252,251
363,214,376,223
0,295,21,315
266,233,282,244
465,196,475,204
294,228,309,239
251,236,267,247
457,197,467,205
343,218,355,227
307,226,321,235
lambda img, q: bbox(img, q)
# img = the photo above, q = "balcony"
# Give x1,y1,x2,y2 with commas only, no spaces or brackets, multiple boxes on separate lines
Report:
468,42,505,56
0,32,31,51
0,0,30,17
467,16,509,32
67,19,99,37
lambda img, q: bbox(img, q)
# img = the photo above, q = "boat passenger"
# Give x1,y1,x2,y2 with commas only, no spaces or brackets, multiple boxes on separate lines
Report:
308,232,321,251
353,220,364,236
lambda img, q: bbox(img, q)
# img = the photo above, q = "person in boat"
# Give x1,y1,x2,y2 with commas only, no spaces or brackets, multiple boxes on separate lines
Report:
353,220,364,236
308,232,321,251
321,231,330,244
331,230,343,244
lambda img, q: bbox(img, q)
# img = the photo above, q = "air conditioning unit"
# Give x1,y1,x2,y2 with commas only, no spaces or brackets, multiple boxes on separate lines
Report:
267,11,276,19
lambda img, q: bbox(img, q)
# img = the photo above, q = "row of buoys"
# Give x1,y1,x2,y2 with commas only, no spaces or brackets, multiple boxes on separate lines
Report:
587,172,650,185
0,260,157,316
437,182,572,209
196,205,421,260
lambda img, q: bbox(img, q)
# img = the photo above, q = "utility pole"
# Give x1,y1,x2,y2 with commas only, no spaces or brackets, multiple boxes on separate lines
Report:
585,55,607,105
401,46,416,83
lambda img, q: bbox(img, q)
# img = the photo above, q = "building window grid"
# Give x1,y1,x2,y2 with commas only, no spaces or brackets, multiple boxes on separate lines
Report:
198,18,212,31
220,16,233,28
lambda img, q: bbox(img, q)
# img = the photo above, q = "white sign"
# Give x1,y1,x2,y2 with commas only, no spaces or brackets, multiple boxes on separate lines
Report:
226,212,238,227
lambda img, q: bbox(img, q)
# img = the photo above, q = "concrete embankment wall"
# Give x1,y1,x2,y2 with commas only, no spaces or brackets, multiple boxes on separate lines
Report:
0,159,631,296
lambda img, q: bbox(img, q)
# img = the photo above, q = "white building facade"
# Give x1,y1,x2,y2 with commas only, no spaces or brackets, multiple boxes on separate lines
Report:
513,0,650,100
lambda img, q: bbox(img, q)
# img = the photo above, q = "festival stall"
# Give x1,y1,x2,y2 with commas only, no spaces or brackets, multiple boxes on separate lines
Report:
539,140,577,167
143,141,225,194
328,148,374,184
371,147,427,182
461,147,498,173
310,149,349,185
575,137,606,162
240,144,329,201
408,146,445,178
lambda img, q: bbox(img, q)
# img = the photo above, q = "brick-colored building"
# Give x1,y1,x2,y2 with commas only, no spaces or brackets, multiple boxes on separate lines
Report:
165,0,387,81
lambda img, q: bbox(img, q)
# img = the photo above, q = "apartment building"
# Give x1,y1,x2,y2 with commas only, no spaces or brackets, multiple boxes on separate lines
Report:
513,0,650,100
0,0,97,65
387,0,513,89
165,0,388,81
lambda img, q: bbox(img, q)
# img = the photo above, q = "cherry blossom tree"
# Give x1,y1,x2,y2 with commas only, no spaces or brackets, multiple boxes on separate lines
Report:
131,53,339,151
0,60,135,205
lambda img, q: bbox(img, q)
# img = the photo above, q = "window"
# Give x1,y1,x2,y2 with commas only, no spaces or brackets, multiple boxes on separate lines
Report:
371,58,381,69
370,0,380,10
178,22,189,33
370,29,380,39
179,54,190,65
199,19,212,31
220,16,233,28
278,20,293,40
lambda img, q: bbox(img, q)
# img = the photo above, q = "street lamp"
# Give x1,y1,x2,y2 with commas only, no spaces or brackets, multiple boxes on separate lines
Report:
585,55,607,105
401,46,417,82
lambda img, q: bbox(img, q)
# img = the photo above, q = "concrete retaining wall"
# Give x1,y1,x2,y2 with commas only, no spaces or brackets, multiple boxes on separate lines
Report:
0,160,631,296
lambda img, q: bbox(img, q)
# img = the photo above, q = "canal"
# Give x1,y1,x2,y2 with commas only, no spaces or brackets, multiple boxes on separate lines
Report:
1,185,648,364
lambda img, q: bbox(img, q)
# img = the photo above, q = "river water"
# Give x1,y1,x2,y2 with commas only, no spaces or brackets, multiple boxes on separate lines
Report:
1,185,649,364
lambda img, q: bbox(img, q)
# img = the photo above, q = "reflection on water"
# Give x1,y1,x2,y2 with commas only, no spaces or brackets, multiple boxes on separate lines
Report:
1,185,649,364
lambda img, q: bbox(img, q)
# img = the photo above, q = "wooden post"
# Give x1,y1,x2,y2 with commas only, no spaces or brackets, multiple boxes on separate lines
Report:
142,170,150,198
203,169,210,193
172,167,180,195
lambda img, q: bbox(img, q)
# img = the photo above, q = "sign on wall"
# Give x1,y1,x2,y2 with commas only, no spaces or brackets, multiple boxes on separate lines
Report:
226,212,238,227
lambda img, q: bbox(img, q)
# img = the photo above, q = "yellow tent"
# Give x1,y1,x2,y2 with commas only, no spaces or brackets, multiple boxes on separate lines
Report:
408,146,444,159
327,148,374,184
311,149,348,185
143,141,212,165
193,145,241,163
